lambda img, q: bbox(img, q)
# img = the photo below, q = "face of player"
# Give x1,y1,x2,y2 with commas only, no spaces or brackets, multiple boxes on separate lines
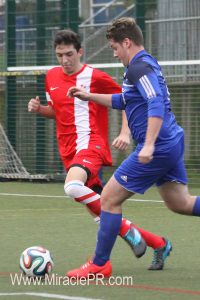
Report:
55,43,83,75
109,38,131,67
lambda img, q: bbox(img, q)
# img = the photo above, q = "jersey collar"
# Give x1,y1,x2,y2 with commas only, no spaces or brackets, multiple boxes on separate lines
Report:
129,49,147,66
60,64,86,79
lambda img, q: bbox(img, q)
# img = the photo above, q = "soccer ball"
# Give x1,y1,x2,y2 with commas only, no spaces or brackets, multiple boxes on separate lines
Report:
20,246,54,277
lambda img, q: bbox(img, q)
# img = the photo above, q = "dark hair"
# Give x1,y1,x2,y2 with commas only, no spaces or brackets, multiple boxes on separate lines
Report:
106,17,144,46
54,29,82,51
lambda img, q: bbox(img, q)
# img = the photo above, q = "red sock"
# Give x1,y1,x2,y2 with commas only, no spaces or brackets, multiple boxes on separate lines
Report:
119,219,165,249
75,191,101,216
119,218,132,237
133,223,165,249
86,199,101,216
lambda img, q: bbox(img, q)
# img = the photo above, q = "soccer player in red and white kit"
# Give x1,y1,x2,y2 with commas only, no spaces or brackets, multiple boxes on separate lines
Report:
28,29,172,270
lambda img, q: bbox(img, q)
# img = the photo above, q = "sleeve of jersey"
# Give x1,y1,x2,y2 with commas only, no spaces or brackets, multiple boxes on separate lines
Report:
111,93,125,110
96,71,121,94
93,70,124,109
45,75,53,107
128,62,165,119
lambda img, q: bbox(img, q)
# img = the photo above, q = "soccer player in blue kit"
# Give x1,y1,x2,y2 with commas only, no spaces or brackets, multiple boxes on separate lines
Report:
66,17,200,278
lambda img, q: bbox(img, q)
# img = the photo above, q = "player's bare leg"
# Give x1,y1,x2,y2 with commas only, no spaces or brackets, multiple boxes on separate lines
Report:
158,182,197,214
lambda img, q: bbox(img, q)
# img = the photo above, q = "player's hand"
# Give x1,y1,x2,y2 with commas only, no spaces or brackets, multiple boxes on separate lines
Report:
67,86,90,101
138,144,154,164
28,96,40,113
112,133,130,151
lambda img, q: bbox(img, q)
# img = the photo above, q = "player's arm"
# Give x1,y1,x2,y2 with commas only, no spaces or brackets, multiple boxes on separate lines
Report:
28,96,55,119
139,117,163,164
127,61,165,163
138,71,164,163
68,87,112,107
112,111,131,151
96,72,130,150
68,86,130,150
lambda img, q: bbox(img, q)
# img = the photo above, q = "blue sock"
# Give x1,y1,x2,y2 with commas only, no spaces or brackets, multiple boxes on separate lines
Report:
93,210,122,266
192,196,200,216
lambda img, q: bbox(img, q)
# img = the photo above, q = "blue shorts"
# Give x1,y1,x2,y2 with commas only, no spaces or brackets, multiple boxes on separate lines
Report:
114,137,188,194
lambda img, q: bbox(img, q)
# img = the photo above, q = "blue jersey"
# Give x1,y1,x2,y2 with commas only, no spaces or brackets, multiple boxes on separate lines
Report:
112,50,184,151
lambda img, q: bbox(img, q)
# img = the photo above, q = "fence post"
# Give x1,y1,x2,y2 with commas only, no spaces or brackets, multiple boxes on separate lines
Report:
60,0,79,32
36,0,46,173
135,0,146,39
5,0,16,148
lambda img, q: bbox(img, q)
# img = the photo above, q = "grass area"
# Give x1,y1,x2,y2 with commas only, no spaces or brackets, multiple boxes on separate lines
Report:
0,182,200,300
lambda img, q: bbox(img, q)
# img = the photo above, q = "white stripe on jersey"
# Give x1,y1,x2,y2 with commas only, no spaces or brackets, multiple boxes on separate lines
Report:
45,92,53,104
140,75,156,99
75,66,93,153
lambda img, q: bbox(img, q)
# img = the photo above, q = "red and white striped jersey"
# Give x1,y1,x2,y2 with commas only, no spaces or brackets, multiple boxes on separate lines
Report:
45,64,121,168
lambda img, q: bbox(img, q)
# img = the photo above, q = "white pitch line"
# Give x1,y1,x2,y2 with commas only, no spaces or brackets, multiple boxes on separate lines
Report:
0,193,65,198
0,292,101,300
0,192,163,203
128,198,163,203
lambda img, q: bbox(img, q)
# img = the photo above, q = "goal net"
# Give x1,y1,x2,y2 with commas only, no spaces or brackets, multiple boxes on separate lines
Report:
0,123,48,180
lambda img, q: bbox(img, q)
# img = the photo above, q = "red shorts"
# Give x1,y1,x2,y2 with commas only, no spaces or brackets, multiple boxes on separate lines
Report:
62,148,112,188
